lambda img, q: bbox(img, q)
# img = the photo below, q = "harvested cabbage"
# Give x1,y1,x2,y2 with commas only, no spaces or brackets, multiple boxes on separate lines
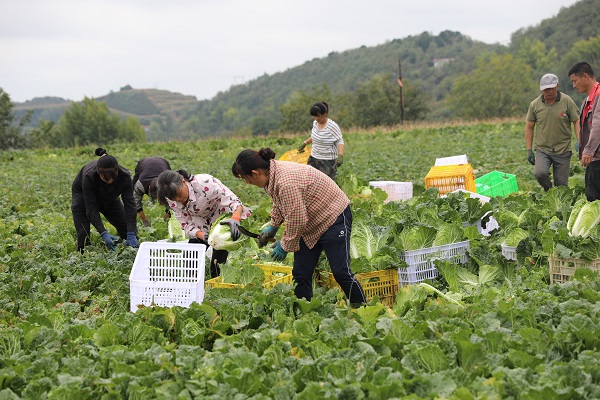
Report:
571,201,600,238
567,198,587,233
432,223,463,246
503,228,528,247
207,216,248,251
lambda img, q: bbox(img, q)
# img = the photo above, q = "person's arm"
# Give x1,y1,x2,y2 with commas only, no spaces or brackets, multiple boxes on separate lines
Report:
524,121,535,150
583,97,600,167
81,175,107,235
337,143,344,157
119,173,138,233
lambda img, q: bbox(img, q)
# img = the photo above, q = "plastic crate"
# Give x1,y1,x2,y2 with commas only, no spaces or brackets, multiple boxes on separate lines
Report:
399,240,470,286
475,171,518,197
205,264,293,289
279,147,311,164
129,242,206,312
462,213,499,236
369,181,413,203
425,164,476,196
548,256,600,284
501,243,517,260
444,189,490,204
318,269,399,307
435,154,468,166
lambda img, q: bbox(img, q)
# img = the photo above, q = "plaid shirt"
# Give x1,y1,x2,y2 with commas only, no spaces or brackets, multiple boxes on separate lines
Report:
265,160,350,252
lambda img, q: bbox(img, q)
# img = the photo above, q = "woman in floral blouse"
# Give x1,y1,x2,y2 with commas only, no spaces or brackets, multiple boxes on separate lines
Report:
156,169,251,278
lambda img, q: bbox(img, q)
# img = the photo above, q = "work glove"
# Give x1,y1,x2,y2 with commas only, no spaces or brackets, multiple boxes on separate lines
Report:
298,142,307,153
271,241,288,261
125,232,139,248
142,219,151,228
575,142,580,153
219,218,240,241
527,149,535,166
258,225,278,248
336,155,344,167
100,231,118,252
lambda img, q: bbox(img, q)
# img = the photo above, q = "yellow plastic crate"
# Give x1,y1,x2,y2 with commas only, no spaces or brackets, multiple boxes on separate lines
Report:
425,164,476,196
205,264,293,289
317,269,398,307
548,256,600,284
279,147,311,164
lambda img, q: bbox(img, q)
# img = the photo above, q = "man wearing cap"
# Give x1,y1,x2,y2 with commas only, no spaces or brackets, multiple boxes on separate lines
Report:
568,62,600,201
525,73,580,191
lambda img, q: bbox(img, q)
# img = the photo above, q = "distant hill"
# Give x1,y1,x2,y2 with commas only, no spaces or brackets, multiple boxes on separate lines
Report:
11,0,600,141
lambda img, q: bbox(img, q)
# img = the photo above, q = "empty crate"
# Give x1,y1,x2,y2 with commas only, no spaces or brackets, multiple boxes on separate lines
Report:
369,181,413,202
425,164,476,196
475,171,518,197
129,242,206,312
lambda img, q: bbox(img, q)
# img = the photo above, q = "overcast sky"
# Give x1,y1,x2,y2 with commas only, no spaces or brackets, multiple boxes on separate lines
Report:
1,0,579,103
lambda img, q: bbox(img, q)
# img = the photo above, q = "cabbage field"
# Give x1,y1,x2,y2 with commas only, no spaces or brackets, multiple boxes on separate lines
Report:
2,121,600,399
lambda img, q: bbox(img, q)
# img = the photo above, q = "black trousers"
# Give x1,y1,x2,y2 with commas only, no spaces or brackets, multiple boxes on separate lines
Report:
293,205,366,303
585,160,600,201
188,238,228,278
71,192,127,252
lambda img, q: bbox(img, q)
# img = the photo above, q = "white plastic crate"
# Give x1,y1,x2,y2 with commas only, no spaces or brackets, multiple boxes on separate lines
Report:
462,213,499,236
398,240,470,286
369,181,413,203
435,154,468,166
444,189,490,204
129,242,206,312
501,243,517,261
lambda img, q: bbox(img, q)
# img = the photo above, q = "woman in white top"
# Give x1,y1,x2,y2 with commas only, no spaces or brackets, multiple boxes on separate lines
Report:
297,102,344,182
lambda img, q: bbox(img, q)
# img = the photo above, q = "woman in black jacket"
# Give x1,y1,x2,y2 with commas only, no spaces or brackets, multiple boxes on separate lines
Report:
71,148,139,253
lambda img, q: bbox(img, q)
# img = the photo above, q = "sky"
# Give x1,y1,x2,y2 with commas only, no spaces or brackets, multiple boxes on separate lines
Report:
1,0,580,103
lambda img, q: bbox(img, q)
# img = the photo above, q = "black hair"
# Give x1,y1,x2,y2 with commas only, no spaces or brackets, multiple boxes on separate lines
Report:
310,102,329,117
95,147,119,180
148,177,159,199
156,170,187,206
568,62,595,79
232,148,276,178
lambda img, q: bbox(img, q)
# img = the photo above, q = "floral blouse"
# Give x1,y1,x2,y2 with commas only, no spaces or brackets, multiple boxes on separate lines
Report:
167,174,251,239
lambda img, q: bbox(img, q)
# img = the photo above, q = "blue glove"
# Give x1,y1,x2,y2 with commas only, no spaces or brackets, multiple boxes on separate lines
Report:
271,241,288,261
575,142,580,153
125,232,139,248
527,149,535,166
258,225,278,248
219,218,240,240
100,231,117,251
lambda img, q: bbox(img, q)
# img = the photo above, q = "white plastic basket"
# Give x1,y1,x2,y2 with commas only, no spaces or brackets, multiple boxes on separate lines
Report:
369,181,413,203
435,154,468,166
462,213,499,236
129,242,206,312
501,243,517,261
399,240,470,286
444,189,490,204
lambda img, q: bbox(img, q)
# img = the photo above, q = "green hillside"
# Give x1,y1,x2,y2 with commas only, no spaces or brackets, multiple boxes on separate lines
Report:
10,0,600,142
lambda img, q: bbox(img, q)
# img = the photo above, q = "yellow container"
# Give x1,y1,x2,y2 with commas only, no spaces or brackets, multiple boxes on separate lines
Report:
279,147,311,164
205,264,293,289
425,164,476,196
317,269,398,307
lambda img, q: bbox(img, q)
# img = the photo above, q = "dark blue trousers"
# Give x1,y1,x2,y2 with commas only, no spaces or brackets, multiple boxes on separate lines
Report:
293,206,366,303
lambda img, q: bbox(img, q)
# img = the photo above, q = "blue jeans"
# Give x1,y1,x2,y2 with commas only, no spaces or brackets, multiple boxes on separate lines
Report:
292,206,366,304
534,150,571,191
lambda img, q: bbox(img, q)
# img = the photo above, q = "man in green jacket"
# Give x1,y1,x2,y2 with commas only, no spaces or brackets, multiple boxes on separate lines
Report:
525,73,580,191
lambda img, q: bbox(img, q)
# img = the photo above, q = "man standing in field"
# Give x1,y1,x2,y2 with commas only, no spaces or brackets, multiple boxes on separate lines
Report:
568,62,600,201
525,73,580,191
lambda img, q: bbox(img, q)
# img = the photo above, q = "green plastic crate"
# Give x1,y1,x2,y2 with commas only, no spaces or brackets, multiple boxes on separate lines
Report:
475,171,518,197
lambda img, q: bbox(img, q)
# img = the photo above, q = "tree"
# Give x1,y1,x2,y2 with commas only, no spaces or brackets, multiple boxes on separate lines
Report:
563,35,600,75
512,38,559,78
59,97,145,146
447,53,536,119
345,73,429,127
0,88,31,150
279,85,334,133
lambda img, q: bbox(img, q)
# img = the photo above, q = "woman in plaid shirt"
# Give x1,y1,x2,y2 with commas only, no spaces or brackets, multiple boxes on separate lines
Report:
232,147,366,304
